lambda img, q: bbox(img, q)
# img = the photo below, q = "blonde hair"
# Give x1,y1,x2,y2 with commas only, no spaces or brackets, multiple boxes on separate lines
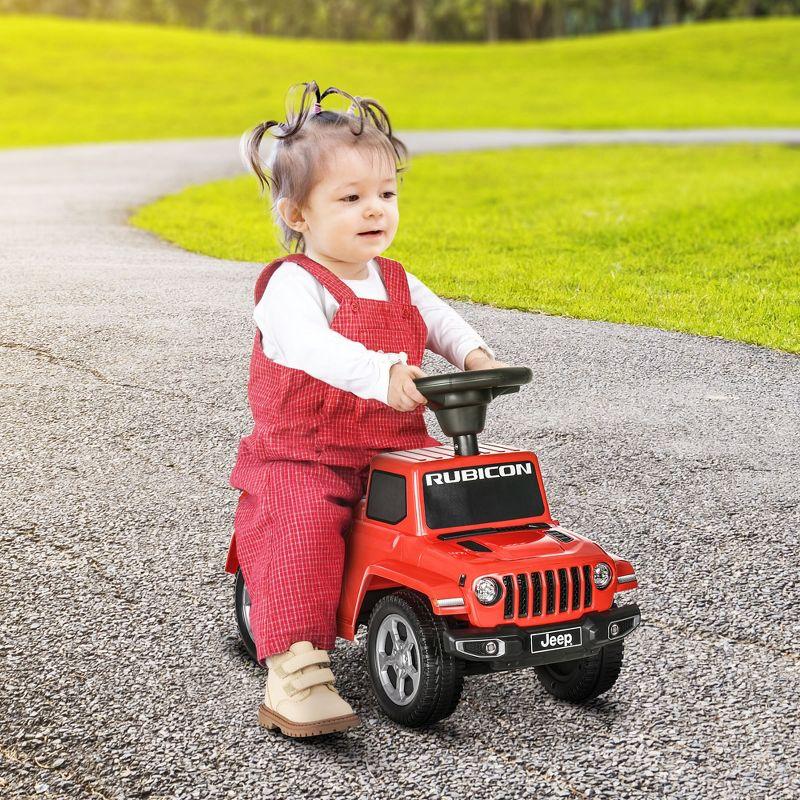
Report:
241,81,409,253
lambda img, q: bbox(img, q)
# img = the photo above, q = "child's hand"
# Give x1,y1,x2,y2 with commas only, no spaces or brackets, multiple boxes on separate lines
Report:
464,347,509,371
388,363,429,412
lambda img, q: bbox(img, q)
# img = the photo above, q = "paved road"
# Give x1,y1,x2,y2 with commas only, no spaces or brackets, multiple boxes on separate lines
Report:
1,133,799,799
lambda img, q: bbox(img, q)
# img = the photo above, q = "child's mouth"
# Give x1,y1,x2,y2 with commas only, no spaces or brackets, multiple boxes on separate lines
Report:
357,230,384,238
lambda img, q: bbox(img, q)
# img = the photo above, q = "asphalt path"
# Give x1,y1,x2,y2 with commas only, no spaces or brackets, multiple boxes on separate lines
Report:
1,132,799,799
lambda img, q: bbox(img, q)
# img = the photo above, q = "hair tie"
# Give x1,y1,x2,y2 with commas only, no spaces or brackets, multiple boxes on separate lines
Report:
312,102,322,115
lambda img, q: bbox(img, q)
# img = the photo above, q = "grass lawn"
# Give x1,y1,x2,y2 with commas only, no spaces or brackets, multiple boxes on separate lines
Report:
1,15,800,148
131,144,800,353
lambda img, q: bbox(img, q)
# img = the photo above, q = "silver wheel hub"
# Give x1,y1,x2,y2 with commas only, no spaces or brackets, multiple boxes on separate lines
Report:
375,613,421,706
242,583,253,639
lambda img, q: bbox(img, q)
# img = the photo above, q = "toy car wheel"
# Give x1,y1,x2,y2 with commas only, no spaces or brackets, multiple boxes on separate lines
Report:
533,603,625,703
366,590,464,727
234,568,261,666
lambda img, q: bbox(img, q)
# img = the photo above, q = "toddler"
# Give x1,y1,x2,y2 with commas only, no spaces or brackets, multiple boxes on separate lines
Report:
229,81,507,737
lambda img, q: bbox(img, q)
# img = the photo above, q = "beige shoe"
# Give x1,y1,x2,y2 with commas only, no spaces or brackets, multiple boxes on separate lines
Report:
258,641,361,737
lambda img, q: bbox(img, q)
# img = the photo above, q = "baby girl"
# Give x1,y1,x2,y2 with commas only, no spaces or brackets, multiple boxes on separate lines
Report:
229,81,506,737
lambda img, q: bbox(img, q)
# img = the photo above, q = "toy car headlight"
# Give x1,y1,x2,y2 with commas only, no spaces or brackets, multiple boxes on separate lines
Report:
594,562,613,589
473,577,502,606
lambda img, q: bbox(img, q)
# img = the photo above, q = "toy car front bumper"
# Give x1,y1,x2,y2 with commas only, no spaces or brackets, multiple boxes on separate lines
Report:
442,604,642,670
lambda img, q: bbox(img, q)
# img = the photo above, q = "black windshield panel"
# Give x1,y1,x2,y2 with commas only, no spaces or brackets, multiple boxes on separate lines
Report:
422,460,544,530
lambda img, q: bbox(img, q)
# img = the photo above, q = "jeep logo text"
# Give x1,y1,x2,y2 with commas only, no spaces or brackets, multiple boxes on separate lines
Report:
425,461,533,486
542,631,573,648
531,626,582,653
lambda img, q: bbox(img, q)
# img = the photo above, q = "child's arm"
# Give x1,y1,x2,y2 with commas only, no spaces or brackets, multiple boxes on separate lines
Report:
254,264,411,405
406,272,505,370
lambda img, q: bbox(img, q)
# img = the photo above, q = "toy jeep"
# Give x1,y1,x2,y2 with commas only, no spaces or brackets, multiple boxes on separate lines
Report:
225,367,641,727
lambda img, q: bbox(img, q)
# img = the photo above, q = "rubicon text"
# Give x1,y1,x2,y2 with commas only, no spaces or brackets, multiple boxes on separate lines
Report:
424,461,533,486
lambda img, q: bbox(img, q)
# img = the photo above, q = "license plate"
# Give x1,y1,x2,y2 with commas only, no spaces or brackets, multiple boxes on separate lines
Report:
530,626,582,653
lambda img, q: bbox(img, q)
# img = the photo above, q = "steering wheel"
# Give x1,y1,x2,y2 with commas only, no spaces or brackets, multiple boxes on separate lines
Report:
412,367,532,455
414,367,532,410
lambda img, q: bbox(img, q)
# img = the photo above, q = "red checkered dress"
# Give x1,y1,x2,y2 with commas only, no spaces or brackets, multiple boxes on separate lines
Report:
230,253,441,661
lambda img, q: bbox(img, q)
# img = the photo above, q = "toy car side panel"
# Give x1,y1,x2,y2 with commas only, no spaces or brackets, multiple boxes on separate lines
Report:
336,552,459,640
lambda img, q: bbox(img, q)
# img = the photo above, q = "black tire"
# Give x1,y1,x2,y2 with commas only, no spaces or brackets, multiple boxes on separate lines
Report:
234,568,261,666
366,590,464,727
533,639,624,702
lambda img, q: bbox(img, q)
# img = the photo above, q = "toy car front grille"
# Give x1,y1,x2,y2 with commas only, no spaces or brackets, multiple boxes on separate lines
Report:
583,564,593,607
502,575,515,618
545,570,556,614
503,566,594,620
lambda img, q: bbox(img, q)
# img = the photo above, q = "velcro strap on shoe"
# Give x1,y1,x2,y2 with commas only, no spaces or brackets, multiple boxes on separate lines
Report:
282,649,331,675
284,667,336,696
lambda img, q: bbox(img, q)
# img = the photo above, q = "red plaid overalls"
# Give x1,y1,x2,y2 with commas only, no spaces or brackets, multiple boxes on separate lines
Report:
230,253,441,662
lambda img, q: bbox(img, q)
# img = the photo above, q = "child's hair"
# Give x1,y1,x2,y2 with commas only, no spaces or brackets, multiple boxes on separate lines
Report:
241,80,409,253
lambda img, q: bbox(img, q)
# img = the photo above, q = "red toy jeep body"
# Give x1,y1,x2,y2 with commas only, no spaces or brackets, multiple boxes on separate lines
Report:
226,441,640,670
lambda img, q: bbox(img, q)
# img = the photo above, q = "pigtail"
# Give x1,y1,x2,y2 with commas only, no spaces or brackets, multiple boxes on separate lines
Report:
241,119,284,194
241,81,322,194
318,86,366,135
357,97,409,169
282,80,322,135
317,86,408,171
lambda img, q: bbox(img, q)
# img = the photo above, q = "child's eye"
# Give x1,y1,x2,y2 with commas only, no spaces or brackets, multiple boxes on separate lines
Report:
340,192,395,202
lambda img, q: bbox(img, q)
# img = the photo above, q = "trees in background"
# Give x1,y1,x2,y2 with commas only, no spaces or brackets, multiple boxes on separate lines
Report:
1,0,797,40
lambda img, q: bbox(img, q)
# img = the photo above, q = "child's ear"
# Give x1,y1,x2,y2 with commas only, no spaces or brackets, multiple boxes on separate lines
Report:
276,198,307,233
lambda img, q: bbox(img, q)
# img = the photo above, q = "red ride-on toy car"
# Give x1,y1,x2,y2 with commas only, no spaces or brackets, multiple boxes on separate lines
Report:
226,367,642,727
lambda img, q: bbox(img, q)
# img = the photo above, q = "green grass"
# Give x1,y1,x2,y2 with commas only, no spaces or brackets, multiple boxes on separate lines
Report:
1,15,799,148
131,144,800,353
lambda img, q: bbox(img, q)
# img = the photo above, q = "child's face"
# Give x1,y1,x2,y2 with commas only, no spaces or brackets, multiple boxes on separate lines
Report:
283,145,399,266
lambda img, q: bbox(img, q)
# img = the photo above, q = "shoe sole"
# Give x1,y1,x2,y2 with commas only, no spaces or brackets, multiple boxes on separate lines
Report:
258,703,361,737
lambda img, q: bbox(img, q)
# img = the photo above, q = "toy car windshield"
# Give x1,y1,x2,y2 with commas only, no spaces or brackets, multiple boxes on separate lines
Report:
422,459,544,530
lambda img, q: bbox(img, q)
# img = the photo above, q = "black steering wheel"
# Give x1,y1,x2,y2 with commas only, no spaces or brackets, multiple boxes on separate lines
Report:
414,367,532,410
412,367,532,455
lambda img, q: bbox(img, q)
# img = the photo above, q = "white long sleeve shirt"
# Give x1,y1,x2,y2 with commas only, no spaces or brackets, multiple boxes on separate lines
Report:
254,259,495,405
